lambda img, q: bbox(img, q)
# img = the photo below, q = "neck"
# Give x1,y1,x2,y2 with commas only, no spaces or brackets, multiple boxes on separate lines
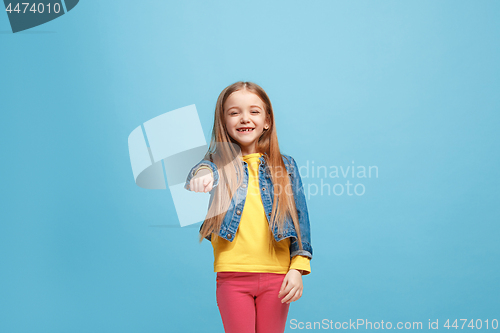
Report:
240,144,257,156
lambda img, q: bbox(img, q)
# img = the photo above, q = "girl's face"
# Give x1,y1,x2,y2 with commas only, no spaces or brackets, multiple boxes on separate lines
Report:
223,89,270,156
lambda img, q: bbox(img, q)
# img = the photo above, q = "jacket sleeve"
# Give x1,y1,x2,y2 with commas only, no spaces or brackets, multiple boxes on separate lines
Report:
193,166,213,179
184,159,219,192
288,156,313,260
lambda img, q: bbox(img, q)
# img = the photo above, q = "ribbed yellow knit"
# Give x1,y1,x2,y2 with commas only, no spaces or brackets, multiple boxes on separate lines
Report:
210,153,311,275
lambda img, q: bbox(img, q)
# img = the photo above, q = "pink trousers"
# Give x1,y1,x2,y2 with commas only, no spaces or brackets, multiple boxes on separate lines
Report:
216,271,290,333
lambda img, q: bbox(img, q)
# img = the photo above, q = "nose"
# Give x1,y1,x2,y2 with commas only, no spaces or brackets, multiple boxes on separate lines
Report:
241,110,250,123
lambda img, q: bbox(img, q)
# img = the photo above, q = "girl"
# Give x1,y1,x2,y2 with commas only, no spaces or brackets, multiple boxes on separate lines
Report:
184,81,313,333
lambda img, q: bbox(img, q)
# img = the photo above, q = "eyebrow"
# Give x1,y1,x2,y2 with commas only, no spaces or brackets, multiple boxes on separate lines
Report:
226,105,263,112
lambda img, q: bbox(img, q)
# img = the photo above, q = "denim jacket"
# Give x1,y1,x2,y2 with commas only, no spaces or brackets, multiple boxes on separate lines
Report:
184,153,313,260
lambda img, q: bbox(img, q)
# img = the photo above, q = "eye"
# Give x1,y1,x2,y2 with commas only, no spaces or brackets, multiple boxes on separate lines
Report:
251,110,260,114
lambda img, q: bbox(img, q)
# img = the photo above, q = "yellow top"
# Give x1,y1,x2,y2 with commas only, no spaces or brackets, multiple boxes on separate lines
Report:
209,153,311,275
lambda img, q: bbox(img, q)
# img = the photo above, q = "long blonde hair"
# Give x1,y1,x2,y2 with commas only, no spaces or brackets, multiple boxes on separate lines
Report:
199,81,303,250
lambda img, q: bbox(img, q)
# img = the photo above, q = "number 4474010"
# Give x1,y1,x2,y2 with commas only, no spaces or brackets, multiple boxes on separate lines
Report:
444,319,498,330
5,3,62,14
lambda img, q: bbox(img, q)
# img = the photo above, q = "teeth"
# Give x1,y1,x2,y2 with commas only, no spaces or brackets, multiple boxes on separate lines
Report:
238,128,254,132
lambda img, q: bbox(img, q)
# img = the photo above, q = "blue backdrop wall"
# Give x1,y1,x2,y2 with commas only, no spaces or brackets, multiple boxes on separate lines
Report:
1,1,499,332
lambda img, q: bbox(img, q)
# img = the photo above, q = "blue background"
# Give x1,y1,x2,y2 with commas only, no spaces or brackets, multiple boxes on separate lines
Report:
1,1,499,332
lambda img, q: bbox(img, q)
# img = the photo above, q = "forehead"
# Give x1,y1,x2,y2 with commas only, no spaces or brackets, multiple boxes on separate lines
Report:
224,89,265,110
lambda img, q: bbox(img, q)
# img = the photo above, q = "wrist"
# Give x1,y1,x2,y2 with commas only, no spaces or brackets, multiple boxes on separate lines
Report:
289,268,304,275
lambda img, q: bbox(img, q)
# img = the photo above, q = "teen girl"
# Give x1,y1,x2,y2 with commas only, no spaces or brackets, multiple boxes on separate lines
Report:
184,81,313,333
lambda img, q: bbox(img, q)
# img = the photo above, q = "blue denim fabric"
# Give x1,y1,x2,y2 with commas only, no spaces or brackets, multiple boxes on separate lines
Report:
184,153,313,260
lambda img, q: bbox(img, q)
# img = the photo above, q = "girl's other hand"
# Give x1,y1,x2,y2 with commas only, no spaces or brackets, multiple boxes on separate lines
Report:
190,168,214,193
278,269,303,304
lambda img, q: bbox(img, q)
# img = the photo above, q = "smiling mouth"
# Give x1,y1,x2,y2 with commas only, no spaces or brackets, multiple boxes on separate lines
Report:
237,128,255,132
